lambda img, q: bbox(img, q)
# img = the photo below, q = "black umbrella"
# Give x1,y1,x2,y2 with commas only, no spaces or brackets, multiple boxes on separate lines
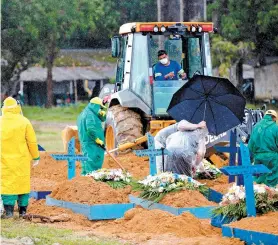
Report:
167,75,246,135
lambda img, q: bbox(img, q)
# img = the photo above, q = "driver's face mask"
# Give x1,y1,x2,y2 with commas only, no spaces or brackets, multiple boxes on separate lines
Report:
159,57,168,65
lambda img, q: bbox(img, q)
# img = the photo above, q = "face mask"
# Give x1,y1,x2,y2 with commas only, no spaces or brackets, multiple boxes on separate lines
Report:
159,57,168,65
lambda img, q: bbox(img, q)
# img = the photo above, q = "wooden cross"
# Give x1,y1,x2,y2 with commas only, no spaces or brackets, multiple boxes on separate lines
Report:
134,133,169,175
51,137,88,180
221,142,271,217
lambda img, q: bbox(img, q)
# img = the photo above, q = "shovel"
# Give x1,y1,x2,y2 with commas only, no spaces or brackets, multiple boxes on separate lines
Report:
99,144,125,171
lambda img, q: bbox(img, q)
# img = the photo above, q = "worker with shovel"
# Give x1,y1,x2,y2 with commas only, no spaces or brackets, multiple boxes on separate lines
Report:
1,97,40,219
77,97,107,175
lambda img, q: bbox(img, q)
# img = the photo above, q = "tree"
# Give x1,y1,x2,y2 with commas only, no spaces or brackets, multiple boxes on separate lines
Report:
211,35,254,77
208,0,278,65
1,0,45,95
37,0,106,107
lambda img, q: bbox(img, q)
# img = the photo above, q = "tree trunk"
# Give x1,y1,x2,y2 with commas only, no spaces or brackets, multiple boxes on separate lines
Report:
46,38,57,108
46,60,54,108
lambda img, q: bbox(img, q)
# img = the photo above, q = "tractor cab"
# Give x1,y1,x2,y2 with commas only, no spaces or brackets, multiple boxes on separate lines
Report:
111,22,214,118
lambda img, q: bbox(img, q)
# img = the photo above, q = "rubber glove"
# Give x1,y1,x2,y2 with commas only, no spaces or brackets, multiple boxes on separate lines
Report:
95,138,104,146
98,110,106,117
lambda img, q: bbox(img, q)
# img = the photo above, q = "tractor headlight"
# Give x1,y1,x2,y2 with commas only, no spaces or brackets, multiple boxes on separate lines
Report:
160,25,166,32
153,25,159,33
191,26,196,32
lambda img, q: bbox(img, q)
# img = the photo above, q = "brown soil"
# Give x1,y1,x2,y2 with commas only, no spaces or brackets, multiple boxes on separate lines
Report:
92,207,243,245
26,200,243,245
103,152,149,179
31,152,82,183
31,178,57,191
159,189,217,207
27,198,93,227
229,212,278,235
198,174,229,188
210,183,234,194
50,175,131,204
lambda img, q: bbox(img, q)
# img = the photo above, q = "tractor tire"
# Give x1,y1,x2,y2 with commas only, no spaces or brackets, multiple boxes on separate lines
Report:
105,105,143,153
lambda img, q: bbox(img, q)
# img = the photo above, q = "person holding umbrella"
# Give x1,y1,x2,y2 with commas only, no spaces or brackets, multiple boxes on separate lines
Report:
164,121,210,177
1,97,40,218
154,120,206,173
248,110,278,187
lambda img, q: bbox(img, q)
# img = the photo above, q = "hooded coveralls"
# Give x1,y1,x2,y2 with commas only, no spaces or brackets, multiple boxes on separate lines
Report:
77,103,106,175
1,98,40,206
248,114,278,187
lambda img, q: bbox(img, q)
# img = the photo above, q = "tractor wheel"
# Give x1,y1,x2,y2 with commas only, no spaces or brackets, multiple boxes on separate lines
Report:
105,105,143,153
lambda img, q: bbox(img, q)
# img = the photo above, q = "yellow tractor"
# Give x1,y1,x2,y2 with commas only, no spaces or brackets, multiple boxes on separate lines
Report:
104,22,230,161
64,22,261,166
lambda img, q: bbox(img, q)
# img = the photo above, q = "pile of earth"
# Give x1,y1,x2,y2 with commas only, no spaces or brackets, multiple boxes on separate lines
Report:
159,189,216,207
229,211,278,235
92,207,244,245
31,152,82,190
198,174,229,188
210,182,234,194
31,178,57,191
27,198,93,227
103,152,149,179
49,176,131,204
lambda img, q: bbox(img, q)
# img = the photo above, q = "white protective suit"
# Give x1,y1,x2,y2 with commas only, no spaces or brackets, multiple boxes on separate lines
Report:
154,120,207,175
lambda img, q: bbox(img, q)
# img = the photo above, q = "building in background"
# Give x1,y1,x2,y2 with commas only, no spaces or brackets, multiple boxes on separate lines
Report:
19,66,109,106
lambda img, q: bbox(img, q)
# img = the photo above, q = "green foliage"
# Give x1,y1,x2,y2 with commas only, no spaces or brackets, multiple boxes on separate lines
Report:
211,35,254,76
206,1,220,21
213,192,278,220
132,181,209,203
1,0,46,92
208,0,278,62
105,180,129,189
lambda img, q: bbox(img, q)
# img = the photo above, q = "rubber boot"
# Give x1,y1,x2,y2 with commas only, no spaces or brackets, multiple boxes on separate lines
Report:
2,205,14,219
19,206,27,218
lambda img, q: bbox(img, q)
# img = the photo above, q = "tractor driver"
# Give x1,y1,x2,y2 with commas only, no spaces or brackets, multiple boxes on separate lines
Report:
154,50,187,81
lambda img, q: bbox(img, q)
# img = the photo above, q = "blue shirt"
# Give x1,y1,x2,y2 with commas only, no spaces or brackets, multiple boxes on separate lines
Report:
154,60,184,81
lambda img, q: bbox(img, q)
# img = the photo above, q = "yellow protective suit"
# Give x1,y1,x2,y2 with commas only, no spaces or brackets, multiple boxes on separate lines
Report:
0,97,40,195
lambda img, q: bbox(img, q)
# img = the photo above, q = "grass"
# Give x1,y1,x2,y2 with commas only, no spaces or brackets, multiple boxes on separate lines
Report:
246,102,278,110
22,103,86,122
1,219,123,245
34,127,65,152
21,104,87,151
89,53,117,63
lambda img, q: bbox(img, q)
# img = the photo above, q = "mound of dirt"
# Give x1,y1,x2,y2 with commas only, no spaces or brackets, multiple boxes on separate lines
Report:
99,208,217,237
211,183,234,194
198,174,229,188
159,189,216,207
50,176,131,204
229,212,278,235
31,152,82,183
103,153,149,179
92,207,244,244
27,198,92,227
31,178,57,191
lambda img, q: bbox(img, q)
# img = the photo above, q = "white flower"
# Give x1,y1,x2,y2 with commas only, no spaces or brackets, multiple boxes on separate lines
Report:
254,185,266,194
238,192,245,199
158,187,164,193
169,183,177,190
151,182,157,188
